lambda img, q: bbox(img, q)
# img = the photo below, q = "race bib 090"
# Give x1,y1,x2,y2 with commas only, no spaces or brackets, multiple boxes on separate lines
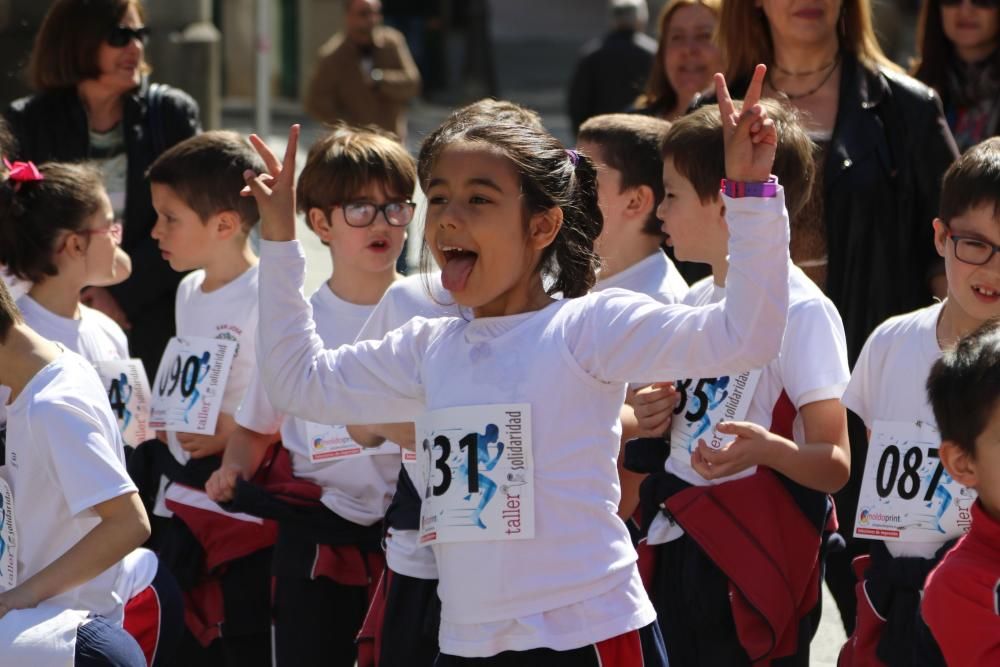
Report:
669,369,762,458
417,404,533,545
854,420,976,542
95,359,152,447
149,337,237,435
0,476,17,592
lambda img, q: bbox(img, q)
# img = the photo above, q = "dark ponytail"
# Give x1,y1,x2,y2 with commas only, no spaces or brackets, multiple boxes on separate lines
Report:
418,102,603,298
0,162,105,284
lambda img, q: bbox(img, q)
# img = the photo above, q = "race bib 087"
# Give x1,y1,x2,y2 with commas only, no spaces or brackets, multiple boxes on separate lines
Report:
854,420,976,542
149,337,237,435
95,359,152,447
417,404,533,545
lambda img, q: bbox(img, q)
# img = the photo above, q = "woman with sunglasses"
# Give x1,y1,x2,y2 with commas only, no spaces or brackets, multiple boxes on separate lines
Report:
4,0,201,384
913,0,1000,152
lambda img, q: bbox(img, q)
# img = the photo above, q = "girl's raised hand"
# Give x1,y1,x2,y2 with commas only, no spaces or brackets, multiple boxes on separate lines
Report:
242,124,300,242
716,64,777,184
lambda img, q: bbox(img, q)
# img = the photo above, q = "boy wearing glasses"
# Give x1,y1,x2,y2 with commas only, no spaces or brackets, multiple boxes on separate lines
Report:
838,138,1000,666
139,131,274,665
204,125,415,667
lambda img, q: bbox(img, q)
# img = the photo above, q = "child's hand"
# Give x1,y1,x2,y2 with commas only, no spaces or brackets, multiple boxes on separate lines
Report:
177,432,227,459
716,64,777,184
690,421,779,481
628,382,679,438
242,125,300,242
0,585,39,620
206,464,242,504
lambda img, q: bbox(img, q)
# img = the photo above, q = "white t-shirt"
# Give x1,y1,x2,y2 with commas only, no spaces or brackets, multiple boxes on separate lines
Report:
256,192,791,656
166,265,259,462
16,295,129,364
354,272,457,580
593,250,688,304
1,351,137,623
841,302,949,559
236,283,399,526
648,266,849,543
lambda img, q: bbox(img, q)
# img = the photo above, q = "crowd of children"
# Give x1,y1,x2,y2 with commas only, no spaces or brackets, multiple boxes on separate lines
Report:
1,62,999,667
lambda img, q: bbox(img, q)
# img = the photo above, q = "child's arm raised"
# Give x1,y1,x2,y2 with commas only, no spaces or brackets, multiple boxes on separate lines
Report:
574,67,790,383
244,127,429,427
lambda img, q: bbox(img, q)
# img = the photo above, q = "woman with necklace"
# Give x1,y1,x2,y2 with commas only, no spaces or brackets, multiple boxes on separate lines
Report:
712,0,959,638
912,0,1000,153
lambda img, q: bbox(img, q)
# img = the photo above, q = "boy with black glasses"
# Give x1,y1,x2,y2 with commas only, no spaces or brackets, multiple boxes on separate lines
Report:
839,137,1000,666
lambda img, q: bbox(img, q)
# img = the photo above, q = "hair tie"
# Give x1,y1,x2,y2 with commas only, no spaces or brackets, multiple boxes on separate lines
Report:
2,158,44,191
565,149,580,167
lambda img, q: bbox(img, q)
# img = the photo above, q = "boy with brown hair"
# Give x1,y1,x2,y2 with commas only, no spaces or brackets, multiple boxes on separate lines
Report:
631,99,851,665
205,123,415,667
839,137,1000,667
136,130,272,665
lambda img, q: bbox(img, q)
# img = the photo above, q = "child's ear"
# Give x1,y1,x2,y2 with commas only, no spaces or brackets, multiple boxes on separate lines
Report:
529,206,564,251
214,210,243,240
939,440,978,489
626,185,655,219
715,197,727,228
932,218,949,258
63,230,88,260
307,208,335,243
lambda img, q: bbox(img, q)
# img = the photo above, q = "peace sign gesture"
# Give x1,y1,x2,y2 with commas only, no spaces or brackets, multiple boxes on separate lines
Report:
716,64,777,183
242,124,301,242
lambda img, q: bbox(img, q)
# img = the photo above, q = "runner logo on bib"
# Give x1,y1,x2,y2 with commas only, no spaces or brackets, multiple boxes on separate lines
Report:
416,404,533,545
95,359,152,447
149,336,237,435
669,370,762,463
854,419,976,542
304,422,400,462
0,477,17,591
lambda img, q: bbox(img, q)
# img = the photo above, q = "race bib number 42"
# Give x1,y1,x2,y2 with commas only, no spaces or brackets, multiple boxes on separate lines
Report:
0,477,17,592
854,420,975,542
149,337,237,435
95,359,152,447
416,404,533,545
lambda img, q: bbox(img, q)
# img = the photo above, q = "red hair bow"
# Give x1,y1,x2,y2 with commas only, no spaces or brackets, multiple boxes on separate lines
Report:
3,157,44,189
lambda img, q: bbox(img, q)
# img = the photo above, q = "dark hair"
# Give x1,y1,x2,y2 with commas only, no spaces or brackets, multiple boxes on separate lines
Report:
928,318,1000,456
578,113,672,237
660,99,815,219
418,103,603,298
0,162,106,283
939,138,1000,225
297,123,416,216
147,131,265,230
912,0,1000,103
636,0,721,116
720,0,898,81
0,116,16,159
0,275,24,343
29,0,149,91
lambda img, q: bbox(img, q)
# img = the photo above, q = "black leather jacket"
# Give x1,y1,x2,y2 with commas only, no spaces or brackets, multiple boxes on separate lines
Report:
4,79,200,374
706,54,959,362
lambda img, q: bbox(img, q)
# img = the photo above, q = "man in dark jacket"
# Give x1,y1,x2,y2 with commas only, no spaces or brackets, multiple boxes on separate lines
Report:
567,0,656,135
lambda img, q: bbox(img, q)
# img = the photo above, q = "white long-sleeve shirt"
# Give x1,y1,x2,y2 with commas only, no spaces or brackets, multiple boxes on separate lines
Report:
257,191,790,655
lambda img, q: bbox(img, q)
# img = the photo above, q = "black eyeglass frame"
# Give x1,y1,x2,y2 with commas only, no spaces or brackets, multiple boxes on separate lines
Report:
107,25,151,48
949,233,1000,266
331,200,417,228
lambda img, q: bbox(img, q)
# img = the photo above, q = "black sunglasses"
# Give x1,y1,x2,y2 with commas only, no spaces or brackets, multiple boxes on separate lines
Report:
940,0,1000,8
107,25,151,48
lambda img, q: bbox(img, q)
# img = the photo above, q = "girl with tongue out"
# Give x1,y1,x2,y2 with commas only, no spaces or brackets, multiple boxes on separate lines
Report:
246,66,790,666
